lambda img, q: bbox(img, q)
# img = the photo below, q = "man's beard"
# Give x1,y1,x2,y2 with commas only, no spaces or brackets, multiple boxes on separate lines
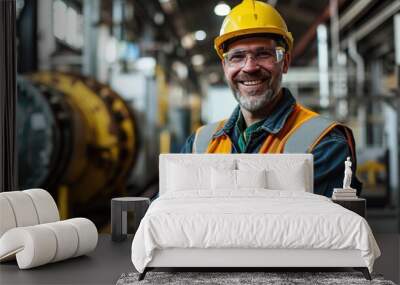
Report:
232,86,275,113
229,70,281,113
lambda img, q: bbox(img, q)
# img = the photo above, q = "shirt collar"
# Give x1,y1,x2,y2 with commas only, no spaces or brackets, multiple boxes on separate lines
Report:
213,88,296,138
236,111,266,134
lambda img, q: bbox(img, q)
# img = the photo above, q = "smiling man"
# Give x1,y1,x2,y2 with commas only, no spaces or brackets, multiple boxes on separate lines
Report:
181,0,362,197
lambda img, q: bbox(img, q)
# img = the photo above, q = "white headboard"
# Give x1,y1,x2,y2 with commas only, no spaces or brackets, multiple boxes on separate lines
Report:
159,154,314,195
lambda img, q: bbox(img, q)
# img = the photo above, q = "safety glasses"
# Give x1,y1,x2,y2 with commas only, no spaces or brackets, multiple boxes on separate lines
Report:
223,47,285,68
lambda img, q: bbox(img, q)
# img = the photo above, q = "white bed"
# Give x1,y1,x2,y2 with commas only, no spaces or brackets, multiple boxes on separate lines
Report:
131,154,380,280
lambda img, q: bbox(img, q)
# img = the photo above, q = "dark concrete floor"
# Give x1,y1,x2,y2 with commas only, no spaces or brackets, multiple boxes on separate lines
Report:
0,234,399,285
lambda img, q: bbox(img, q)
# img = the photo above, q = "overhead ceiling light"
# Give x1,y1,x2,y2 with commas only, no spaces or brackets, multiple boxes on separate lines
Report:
172,61,188,79
214,2,230,16
181,34,195,49
154,12,164,25
194,30,207,41
191,54,205,66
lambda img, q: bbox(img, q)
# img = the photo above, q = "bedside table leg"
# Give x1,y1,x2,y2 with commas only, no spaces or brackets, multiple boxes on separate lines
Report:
354,267,371,280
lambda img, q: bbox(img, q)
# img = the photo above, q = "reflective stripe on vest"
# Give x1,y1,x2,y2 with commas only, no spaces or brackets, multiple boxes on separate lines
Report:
191,108,360,193
193,122,222,153
283,115,336,153
193,111,355,156
193,112,350,155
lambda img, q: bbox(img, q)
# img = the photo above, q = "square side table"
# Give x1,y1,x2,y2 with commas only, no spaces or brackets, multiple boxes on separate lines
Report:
111,197,150,242
331,198,366,218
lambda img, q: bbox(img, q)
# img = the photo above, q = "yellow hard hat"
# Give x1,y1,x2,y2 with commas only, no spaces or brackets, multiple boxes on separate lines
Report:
214,0,294,59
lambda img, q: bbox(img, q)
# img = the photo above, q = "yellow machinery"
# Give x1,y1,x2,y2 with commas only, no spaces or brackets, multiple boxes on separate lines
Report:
18,72,138,225
358,160,386,189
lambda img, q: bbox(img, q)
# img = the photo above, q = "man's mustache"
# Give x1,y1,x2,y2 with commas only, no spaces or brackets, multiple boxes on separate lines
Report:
234,70,271,82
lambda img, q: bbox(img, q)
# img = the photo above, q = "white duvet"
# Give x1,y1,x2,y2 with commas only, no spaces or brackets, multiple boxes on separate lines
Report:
131,190,380,273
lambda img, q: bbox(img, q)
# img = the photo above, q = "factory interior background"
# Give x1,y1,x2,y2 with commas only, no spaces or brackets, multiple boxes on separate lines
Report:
4,0,400,235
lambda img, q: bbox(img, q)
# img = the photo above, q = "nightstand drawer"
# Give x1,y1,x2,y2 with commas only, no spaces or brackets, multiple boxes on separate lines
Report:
332,198,366,218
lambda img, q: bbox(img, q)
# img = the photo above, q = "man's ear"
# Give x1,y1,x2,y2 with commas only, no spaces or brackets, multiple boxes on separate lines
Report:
282,52,291,74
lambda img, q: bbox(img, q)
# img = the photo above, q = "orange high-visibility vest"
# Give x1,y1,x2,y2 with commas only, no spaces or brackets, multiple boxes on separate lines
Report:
193,103,356,158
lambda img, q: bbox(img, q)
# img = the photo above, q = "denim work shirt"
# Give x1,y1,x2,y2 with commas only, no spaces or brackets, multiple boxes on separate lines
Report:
180,88,362,197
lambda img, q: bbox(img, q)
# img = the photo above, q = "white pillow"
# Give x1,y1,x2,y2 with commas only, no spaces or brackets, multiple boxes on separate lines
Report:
236,169,267,189
168,163,208,191
167,159,235,192
211,168,236,190
211,169,267,190
267,164,308,191
237,158,309,191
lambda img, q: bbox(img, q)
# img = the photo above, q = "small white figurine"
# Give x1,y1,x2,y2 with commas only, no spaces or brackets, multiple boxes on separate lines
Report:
343,156,352,189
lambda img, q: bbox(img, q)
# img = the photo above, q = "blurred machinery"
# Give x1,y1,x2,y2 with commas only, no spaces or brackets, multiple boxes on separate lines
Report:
17,72,139,226
357,148,390,208
12,0,399,233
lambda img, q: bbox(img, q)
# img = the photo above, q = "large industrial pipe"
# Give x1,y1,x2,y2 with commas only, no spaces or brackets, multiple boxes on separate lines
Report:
17,72,139,226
